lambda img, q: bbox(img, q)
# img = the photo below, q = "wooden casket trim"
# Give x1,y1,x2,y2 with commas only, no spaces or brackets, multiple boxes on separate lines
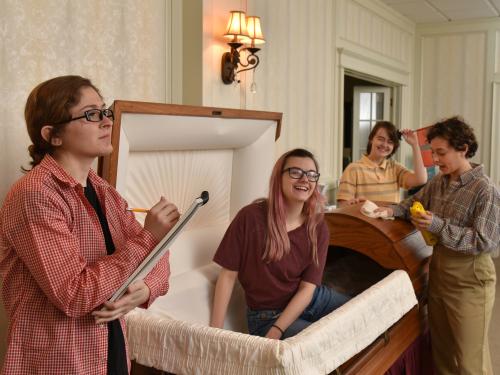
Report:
98,100,282,187
326,203,431,374
325,203,432,297
338,306,426,375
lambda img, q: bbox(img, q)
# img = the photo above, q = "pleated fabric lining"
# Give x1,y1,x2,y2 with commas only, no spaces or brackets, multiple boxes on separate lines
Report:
125,270,418,375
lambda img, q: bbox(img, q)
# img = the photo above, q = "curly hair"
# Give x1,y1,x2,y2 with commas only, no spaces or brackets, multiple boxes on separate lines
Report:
366,121,401,158
426,116,478,158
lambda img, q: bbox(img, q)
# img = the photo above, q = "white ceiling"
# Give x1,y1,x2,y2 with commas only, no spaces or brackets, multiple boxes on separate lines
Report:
379,0,500,23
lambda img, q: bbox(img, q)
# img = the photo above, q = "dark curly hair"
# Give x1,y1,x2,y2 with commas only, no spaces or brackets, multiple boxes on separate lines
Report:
426,116,478,158
366,121,401,158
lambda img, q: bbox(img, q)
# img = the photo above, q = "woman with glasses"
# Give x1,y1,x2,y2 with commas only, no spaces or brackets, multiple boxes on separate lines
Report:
337,121,427,206
0,75,180,375
210,148,350,339
376,117,499,374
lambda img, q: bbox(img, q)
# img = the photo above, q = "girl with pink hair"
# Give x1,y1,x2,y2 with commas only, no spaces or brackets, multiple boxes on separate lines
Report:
210,148,350,339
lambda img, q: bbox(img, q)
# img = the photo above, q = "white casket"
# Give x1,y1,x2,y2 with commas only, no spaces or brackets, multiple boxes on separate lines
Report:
98,101,421,375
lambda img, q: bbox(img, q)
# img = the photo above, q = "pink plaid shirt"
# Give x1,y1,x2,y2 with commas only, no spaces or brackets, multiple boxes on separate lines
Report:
0,155,170,374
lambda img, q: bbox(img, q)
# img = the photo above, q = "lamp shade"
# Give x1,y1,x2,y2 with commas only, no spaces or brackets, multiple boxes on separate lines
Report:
224,11,250,43
246,16,265,45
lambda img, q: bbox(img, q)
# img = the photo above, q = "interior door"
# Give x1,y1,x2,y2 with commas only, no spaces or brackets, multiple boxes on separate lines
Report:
352,86,391,161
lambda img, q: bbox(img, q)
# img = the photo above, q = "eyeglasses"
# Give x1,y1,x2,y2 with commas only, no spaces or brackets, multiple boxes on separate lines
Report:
53,108,114,125
283,167,320,182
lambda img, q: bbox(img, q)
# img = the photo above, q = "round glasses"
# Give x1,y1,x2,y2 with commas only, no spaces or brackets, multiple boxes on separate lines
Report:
283,167,320,182
53,108,114,125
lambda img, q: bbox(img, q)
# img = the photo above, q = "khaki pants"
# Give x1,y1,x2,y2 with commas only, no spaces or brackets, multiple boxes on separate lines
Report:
428,246,496,375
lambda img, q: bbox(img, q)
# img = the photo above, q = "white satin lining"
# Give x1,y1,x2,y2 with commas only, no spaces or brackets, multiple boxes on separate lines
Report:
125,270,417,375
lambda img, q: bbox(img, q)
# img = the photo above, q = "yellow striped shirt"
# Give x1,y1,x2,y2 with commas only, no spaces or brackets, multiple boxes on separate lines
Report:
337,155,410,203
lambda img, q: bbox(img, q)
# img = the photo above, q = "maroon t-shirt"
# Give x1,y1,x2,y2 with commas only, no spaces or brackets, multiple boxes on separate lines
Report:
213,201,329,310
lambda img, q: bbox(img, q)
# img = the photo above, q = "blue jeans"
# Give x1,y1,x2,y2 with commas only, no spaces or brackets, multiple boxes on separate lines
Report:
247,285,351,339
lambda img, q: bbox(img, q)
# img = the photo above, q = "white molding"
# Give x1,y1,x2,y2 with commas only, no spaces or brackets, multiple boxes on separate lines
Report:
338,48,411,85
417,17,500,35
491,83,500,183
496,30,500,74
166,0,183,104
337,39,411,74
335,50,346,181
413,34,424,131
417,28,491,39
353,0,416,33
336,0,415,73
336,47,412,174
165,1,171,103
481,29,497,174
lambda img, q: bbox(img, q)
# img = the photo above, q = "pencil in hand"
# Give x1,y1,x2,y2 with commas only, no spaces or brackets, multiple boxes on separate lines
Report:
126,208,149,213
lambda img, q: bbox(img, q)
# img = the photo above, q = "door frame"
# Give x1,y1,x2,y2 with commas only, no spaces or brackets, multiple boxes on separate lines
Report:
335,48,410,180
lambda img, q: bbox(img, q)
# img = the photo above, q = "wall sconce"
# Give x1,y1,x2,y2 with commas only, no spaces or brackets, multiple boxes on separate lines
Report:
221,11,265,85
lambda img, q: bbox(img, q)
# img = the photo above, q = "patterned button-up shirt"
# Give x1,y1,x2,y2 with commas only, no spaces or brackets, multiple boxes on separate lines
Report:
392,164,500,255
0,155,170,374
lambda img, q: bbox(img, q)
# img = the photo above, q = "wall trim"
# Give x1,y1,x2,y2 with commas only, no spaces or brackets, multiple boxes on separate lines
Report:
491,83,500,184
353,0,415,33
338,48,411,85
335,46,412,179
166,0,183,104
417,17,500,35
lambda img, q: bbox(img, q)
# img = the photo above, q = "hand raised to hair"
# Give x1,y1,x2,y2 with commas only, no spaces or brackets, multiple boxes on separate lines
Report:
401,129,418,147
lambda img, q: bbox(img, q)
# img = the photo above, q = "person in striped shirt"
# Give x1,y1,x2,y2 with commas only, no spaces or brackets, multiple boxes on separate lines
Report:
337,121,427,206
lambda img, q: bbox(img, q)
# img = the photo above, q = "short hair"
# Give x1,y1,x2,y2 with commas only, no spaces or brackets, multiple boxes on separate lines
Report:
366,121,401,158
426,116,478,158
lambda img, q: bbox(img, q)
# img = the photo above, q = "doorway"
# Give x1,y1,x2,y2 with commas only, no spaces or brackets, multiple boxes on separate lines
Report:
343,74,393,170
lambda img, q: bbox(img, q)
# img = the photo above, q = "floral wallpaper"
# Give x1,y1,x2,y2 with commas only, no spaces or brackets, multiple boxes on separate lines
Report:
0,0,168,202
0,0,168,364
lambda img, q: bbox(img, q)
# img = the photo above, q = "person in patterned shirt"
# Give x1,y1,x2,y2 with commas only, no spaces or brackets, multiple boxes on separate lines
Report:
377,116,499,375
0,75,180,375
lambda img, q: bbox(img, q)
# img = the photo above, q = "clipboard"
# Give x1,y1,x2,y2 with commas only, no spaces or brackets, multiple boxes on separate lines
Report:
109,190,210,302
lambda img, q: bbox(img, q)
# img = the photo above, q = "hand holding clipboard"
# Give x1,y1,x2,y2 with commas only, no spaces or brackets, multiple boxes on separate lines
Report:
109,191,209,302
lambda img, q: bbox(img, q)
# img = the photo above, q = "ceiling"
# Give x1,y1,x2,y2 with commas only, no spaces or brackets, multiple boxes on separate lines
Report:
379,0,500,23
